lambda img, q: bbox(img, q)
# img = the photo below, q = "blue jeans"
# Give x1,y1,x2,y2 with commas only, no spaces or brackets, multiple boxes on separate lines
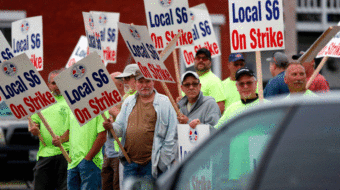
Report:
67,159,102,190
123,161,153,181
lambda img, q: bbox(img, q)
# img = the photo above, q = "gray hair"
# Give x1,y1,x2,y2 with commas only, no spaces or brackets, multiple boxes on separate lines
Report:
48,68,64,83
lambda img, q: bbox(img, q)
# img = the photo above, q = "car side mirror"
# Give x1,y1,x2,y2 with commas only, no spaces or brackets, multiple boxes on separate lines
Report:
124,177,158,190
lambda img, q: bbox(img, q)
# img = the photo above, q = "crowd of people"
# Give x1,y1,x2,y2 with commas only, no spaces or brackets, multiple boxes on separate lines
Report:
28,47,329,190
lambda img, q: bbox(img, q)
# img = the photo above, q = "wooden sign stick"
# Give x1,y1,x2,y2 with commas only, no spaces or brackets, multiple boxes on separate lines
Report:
172,50,182,98
306,56,329,89
101,113,131,164
28,117,46,147
37,112,72,163
256,51,264,102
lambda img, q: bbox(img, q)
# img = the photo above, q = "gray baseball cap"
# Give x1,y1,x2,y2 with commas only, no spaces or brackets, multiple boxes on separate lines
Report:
115,64,140,79
181,71,200,84
266,52,289,67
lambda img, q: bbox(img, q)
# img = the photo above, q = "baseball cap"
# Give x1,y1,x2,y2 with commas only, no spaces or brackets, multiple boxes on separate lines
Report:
134,70,145,80
266,52,289,67
115,64,140,79
292,51,305,60
181,71,200,84
195,48,211,60
235,67,255,81
229,53,245,62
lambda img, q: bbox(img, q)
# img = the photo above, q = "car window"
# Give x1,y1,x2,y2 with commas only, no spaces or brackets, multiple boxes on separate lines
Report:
259,104,340,189
174,107,289,190
0,102,12,117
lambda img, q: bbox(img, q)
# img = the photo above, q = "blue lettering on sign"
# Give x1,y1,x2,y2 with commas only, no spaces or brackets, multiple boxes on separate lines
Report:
179,146,192,161
23,70,41,87
92,69,109,88
0,48,14,63
12,35,29,53
31,33,41,50
87,32,102,50
148,9,174,28
192,24,200,40
127,41,156,60
107,28,116,42
175,7,188,24
0,75,29,100
266,0,280,21
199,20,211,37
232,2,262,23
65,76,95,105
100,28,106,42
75,47,86,58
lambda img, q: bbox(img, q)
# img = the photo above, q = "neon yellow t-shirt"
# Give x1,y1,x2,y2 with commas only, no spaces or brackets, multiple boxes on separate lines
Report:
199,71,225,103
286,89,318,98
31,95,71,160
68,112,108,170
215,99,267,129
222,78,240,111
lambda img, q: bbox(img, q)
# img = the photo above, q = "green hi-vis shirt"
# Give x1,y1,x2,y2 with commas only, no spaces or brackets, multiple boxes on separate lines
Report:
67,111,108,170
214,99,268,130
286,89,318,98
198,71,225,103
222,78,240,111
31,95,71,160
222,77,259,111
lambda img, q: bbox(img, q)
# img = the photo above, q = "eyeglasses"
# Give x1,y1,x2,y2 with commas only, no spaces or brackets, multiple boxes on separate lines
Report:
183,82,200,88
195,56,210,61
50,81,56,85
237,81,255,87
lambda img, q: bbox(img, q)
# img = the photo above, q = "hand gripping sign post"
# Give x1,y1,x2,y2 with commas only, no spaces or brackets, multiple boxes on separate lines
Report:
65,36,88,68
90,11,120,65
177,124,211,189
229,0,285,101
54,52,131,163
0,31,46,146
0,53,70,162
12,16,43,71
118,22,182,114
305,24,340,89
180,3,221,68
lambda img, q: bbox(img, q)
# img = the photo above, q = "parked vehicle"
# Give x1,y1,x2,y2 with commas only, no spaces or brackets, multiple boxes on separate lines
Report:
126,93,340,189
0,101,39,182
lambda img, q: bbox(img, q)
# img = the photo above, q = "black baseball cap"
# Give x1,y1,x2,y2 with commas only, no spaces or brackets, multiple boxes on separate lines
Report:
195,48,211,60
292,51,305,60
235,67,255,81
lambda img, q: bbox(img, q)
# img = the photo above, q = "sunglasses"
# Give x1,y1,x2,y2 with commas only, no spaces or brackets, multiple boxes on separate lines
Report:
237,81,255,87
195,56,210,61
183,82,200,88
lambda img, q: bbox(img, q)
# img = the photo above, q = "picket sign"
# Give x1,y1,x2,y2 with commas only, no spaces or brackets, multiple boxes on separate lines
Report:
28,116,46,147
229,0,285,101
305,25,340,89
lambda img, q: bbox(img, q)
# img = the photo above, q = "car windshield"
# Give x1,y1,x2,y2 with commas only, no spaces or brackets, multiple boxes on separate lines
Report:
0,102,13,118
174,107,288,190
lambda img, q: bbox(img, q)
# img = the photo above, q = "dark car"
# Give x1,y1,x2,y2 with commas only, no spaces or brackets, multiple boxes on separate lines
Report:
0,101,39,183
126,93,340,189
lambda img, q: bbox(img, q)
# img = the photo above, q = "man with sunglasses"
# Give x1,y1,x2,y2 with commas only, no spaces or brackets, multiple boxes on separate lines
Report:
177,71,221,131
263,52,290,98
215,68,264,129
193,48,226,114
222,53,248,111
